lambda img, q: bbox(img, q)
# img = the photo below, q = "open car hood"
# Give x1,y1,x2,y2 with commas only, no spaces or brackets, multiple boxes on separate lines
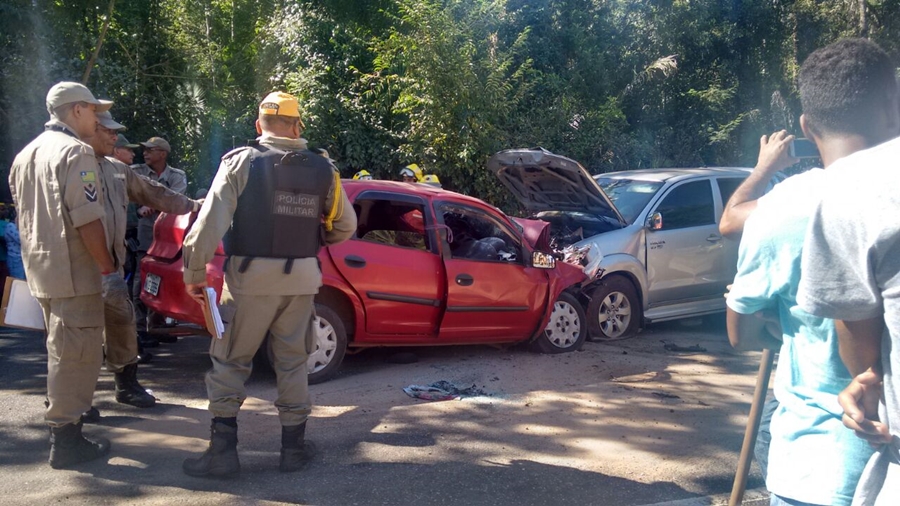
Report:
488,148,625,224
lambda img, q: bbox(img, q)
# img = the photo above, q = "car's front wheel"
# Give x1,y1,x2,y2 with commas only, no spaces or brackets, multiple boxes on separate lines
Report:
587,275,641,340
258,302,348,384
531,291,587,354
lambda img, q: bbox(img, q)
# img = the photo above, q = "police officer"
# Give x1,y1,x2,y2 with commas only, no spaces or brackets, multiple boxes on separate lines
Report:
9,81,116,469
180,91,355,477
131,136,187,341
83,111,201,415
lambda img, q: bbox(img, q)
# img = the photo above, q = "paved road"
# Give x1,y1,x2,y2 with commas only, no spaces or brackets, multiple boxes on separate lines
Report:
0,316,767,505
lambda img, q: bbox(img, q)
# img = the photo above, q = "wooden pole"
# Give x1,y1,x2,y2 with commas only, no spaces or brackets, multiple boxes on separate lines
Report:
81,0,117,85
729,348,775,506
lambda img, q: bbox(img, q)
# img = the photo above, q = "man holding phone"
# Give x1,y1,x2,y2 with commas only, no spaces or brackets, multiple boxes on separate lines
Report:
725,38,899,506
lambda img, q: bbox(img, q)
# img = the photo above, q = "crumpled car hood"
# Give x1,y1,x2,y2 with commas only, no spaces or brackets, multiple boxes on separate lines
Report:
488,147,625,225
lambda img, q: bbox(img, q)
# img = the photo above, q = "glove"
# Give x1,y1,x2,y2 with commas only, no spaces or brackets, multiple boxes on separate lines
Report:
102,272,129,301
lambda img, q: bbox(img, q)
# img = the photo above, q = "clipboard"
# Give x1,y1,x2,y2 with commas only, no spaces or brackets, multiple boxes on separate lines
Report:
1,277,45,330
200,287,224,339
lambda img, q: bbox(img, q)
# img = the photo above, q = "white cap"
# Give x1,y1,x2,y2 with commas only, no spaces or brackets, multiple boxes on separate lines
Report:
46,81,113,113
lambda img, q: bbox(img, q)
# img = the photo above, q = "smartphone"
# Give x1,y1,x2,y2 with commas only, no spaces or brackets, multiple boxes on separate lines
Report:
789,138,819,158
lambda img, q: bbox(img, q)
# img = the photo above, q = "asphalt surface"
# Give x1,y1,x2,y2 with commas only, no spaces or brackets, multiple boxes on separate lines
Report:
0,315,768,505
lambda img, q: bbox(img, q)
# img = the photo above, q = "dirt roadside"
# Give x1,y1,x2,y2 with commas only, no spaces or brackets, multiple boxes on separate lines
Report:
0,316,767,505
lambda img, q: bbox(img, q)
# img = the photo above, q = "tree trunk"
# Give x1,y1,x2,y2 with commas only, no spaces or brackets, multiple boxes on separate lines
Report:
82,0,117,84
859,0,869,38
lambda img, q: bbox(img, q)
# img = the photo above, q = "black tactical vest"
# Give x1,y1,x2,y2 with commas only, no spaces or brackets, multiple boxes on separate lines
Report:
224,144,334,260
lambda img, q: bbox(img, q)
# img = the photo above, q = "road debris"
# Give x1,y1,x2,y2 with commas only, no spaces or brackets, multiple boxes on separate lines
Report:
661,340,707,353
402,381,489,401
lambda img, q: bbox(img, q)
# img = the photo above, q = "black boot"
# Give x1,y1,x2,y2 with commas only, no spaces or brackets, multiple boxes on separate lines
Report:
279,422,317,472
48,421,110,469
114,363,156,408
81,406,101,423
138,331,159,348
183,418,240,478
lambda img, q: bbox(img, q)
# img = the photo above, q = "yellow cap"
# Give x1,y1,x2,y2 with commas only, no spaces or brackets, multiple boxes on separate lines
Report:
259,91,301,118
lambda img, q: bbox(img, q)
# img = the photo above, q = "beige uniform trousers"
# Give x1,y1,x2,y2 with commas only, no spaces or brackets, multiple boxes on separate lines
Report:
206,288,315,426
39,293,105,427
103,272,139,373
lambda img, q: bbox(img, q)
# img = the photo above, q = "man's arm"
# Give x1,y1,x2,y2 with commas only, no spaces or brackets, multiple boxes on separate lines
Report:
124,169,198,215
719,130,796,239
64,147,115,273
77,220,116,274
837,317,884,376
726,306,782,351
323,174,356,245
182,152,245,302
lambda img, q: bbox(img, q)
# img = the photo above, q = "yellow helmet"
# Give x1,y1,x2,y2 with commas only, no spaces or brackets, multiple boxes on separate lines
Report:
353,169,373,180
421,174,441,187
400,163,424,181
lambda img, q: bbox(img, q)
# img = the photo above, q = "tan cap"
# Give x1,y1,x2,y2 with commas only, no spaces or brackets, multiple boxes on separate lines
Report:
115,134,139,149
140,137,171,153
97,111,125,131
259,91,301,118
46,81,113,113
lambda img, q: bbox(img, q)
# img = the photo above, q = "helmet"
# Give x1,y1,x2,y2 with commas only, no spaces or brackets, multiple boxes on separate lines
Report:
421,174,442,188
400,163,424,181
353,169,373,180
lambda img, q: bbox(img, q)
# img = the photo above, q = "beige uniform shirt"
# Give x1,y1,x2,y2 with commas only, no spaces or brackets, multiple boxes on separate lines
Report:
98,156,197,269
8,119,107,298
183,135,356,295
131,163,188,251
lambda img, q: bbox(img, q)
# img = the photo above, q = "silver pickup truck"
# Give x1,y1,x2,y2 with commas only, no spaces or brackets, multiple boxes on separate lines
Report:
490,148,781,340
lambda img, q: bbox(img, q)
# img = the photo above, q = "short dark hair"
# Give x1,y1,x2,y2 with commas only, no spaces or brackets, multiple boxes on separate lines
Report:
258,114,301,130
799,38,898,143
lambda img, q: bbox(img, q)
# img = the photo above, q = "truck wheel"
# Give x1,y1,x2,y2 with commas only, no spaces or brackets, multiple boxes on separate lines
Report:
587,276,641,340
531,292,587,354
256,302,348,384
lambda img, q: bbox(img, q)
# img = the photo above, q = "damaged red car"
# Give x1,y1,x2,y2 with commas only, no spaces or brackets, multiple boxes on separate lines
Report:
140,180,588,384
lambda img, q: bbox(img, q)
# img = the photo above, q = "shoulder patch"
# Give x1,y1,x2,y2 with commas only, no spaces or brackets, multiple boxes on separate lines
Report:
84,184,98,202
80,171,96,183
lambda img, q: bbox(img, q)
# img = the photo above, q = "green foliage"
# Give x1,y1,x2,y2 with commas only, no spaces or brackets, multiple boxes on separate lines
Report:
2,0,900,211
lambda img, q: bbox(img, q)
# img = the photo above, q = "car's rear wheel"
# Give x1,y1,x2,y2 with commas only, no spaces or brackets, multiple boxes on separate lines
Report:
258,302,348,384
531,291,587,354
587,275,641,340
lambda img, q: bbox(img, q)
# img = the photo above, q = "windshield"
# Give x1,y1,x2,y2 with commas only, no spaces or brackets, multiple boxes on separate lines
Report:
596,177,664,224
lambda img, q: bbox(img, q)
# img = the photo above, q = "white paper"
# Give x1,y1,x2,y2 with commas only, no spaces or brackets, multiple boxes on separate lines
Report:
3,279,45,330
204,287,224,339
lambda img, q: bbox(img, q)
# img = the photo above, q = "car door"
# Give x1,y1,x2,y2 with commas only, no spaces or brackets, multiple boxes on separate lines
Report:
328,192,444,336
644,179,723,304
436,202,548,342
714,176,746,292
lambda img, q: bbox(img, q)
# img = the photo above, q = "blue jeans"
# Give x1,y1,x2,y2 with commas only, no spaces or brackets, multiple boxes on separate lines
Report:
755,395,779,481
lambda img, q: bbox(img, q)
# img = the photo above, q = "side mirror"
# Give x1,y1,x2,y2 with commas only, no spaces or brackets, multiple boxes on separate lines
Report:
647,212,663,231
531,251,556,269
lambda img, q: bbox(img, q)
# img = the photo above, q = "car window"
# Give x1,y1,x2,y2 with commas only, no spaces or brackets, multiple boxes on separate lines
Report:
654,180,714,230
716,177,745,207
354,199,430,251
596,177,664,224
438,203,520,263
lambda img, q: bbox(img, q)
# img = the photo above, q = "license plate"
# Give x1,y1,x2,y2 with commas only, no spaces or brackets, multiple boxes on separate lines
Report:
144,273,161,296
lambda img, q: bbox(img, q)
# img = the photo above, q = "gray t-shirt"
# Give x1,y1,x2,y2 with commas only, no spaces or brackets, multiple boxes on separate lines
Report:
797,136,900,506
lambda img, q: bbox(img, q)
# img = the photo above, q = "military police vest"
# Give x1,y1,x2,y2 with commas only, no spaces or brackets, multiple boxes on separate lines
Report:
224,144,334,260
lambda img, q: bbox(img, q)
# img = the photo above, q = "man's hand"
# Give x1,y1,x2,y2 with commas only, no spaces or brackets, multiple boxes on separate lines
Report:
838,367,891,447
101,272,128,300
137,206,154,218
185,282,207,306
192,199,204,213
755,130,797,176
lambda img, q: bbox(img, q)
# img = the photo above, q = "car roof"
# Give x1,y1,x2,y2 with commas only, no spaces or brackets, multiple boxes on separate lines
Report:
595,167,752,183
342,179,499,209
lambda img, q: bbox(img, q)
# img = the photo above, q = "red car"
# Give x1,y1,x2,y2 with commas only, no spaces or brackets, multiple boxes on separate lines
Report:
140,180,588,383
